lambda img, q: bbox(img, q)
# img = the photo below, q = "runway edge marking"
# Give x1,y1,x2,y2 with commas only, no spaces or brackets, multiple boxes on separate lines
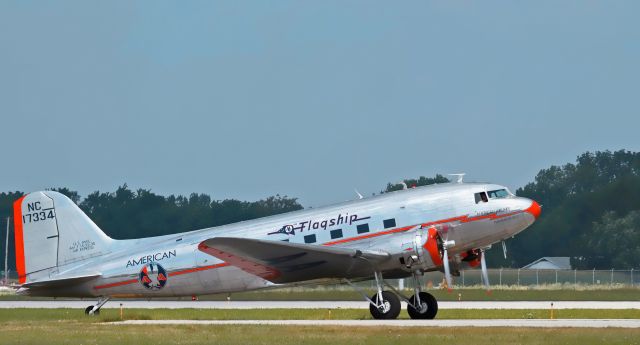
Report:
110,319,640,328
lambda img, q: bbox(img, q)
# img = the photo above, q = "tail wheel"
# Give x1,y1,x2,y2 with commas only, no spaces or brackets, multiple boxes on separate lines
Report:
369,291,401,320
407,292,438,319
84,306,100,316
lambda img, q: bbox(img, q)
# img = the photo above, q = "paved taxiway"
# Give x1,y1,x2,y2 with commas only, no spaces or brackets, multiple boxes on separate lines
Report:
115,319,640,328
2,300,640,309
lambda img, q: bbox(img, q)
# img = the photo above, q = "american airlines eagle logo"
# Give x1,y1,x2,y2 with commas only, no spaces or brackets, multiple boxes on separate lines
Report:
139,263,168,290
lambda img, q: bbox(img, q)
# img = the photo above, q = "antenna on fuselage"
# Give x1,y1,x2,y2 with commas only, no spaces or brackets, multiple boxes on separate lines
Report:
354,189,364,199
448,173,466,184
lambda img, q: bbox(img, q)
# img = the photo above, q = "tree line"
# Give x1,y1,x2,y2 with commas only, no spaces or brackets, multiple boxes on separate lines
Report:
509,150,640,269
0,187,303,273
1,149,639,273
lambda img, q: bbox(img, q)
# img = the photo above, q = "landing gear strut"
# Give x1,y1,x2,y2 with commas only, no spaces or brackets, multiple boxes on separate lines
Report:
85,296,110,316
407,292,438,319
348,271,439,320
347,271,402,319
369,271,401,319
369,291,401,319
406,272,438,319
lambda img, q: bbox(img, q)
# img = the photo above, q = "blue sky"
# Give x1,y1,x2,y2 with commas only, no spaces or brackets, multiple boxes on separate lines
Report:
1,1,638,206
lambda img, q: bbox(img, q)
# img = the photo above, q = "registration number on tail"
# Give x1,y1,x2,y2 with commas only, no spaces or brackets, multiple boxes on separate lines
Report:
23,209,56,223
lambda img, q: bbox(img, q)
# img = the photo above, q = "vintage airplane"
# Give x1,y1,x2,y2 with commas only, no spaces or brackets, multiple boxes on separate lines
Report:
13,181,540,319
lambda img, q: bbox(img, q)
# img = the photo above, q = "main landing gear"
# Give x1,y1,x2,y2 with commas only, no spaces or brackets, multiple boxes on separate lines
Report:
85,296,110,316
349,271,438,320
405,273,438,319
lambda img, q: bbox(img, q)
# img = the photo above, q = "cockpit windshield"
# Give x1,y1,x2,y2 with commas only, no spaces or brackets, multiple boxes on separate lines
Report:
488,189,509,199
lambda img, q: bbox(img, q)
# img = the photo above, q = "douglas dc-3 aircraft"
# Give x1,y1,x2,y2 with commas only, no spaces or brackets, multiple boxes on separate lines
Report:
13,181,540,319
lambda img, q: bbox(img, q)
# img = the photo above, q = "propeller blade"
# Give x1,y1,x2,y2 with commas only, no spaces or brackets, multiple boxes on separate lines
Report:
442,246,453,291
502,241,507,259
480,249,491,294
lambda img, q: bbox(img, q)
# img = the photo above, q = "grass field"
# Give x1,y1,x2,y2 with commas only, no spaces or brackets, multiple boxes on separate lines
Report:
2,324,640,345
2,286,639,344
0,309,639,345
2,308,640,321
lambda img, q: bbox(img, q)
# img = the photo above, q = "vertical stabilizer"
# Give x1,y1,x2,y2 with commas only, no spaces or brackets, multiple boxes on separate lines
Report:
13,191,113,284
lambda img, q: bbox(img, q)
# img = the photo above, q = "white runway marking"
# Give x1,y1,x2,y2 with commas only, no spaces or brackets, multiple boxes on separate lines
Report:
1,300,640,309
113,319,640,328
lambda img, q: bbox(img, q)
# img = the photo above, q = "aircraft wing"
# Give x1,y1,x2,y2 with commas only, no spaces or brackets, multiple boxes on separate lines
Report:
199,237,390,284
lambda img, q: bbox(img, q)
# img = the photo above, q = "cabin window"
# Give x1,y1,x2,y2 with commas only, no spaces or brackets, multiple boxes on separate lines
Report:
383,218,396,229
357,223,370,234
474,192,489,204
488,189,509,199
304,234,317,244
330,229,343,239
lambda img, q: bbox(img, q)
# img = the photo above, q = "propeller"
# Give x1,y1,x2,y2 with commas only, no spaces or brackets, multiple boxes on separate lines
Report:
502,240,508,259
442,242,453,291
480,248,491,294
439,226,455,292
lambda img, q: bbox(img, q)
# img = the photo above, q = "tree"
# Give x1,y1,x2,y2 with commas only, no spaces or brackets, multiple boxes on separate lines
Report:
581,210,640,269
384,174,450,193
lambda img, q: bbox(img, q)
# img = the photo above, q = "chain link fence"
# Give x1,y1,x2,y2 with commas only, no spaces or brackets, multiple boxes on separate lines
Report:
389,269,640,289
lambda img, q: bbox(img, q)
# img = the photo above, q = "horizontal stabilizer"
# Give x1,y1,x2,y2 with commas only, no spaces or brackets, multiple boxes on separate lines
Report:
199,237,390,284
21,273,101,289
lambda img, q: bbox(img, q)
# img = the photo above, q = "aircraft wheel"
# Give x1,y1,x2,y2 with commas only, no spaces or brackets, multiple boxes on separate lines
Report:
369,291,401,319
84,306,99,316
407,292,438,319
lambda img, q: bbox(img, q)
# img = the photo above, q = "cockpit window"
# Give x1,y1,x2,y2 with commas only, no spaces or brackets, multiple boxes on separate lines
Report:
488,189,509,199
474,192,488,204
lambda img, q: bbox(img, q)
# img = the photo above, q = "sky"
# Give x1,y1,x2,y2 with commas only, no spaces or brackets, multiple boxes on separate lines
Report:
1,1,638,207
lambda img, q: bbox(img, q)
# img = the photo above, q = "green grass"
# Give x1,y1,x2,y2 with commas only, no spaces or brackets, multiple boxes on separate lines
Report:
1,308,639,322
1,323,639,345
0,309,639,345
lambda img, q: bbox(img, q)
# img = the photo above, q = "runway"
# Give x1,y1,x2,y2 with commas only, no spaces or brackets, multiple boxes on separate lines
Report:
115,319,640,328
2,300,640,309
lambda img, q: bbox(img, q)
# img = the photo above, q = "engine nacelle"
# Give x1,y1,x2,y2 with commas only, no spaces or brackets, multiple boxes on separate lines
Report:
411,227,443,269
366,226,446,272
366,224,472,273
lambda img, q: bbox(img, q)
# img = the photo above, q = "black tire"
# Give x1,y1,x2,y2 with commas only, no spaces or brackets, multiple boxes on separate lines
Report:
407,292,438,319
369,291,401,320
85,306,100,316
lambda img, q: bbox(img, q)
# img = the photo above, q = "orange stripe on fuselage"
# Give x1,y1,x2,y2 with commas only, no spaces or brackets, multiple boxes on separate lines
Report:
13,196,26,284
320,210,523,247
323,225,416,246
93,263,231,290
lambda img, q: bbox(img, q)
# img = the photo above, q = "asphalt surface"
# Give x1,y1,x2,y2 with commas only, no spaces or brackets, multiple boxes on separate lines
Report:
2,300,640,309
114,319,640,328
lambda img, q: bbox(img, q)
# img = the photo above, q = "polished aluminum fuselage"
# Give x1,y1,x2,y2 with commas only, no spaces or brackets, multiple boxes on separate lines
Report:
27,183,536,297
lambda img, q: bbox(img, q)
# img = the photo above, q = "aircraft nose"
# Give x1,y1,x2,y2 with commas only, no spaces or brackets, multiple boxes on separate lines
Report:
525,199,542,220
